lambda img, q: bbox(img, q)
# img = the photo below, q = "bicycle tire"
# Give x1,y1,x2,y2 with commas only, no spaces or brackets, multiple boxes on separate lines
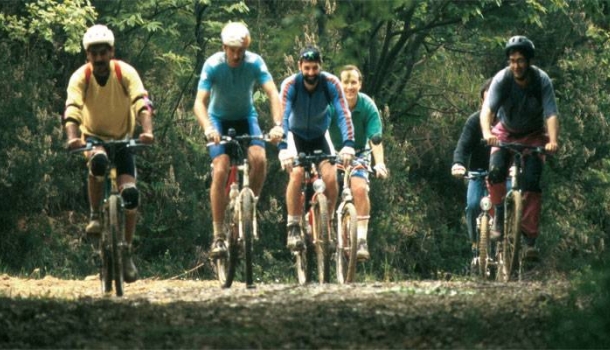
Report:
311,194,330,284
240,191,255,288
336,202,358,284
100,207,113,294
502,191,522,282
478,214,490,278
109,195,124,297
217,205,238,288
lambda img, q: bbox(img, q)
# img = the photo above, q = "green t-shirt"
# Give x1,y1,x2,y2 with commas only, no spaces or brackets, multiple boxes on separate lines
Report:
329,92,382,151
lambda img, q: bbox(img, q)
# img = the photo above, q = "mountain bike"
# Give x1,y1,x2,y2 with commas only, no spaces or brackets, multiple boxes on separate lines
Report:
208,129,269,289
495,142,546,282
72,138,148,297
292,150,338,285
335,153,374,284
465,171,496,279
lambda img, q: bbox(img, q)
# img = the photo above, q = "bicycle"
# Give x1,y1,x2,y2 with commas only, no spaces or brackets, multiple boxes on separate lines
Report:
292,150,338,285
465,171,496,279
494,142,546,282
208,128,269,289
335,153,373,284
71,138,148,297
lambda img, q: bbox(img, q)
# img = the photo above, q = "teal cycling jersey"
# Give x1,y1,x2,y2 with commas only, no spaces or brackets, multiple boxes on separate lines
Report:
197,51,273,121
329,92,381,152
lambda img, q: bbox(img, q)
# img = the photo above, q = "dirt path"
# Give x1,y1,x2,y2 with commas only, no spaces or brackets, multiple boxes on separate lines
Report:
0,274,570,349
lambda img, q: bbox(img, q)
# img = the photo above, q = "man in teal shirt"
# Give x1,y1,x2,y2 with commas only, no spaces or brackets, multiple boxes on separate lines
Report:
329,65,388,260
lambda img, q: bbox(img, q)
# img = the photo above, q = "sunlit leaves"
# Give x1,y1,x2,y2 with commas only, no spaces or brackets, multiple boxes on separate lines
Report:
0,0,97,53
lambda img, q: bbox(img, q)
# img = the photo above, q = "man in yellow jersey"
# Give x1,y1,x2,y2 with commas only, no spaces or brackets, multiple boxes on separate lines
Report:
63,24,154,283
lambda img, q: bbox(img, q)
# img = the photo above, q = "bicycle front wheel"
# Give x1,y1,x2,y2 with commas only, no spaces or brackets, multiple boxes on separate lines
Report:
501,191,522,282
108,195,124,297
217,205,239,288
478,213,490,279
336,202,357,284
311,194,330,284
240,191,255,288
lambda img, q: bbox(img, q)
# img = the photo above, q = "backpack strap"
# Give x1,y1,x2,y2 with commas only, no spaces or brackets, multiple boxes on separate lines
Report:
84,59,125,94
85,63,93,86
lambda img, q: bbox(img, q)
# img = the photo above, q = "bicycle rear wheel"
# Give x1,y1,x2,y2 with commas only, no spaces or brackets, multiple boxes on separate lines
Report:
108,195,124,297
478,213,490,279
336,202,358,284
501,191,522,282
311,194,330,284
240,191,255,288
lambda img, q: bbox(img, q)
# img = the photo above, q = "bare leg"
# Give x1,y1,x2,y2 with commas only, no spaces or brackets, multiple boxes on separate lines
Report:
248,145,266,196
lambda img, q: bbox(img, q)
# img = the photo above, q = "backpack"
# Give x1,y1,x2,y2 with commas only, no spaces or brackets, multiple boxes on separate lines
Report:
499,65,543,105
291,72,332,106
84,59,127,95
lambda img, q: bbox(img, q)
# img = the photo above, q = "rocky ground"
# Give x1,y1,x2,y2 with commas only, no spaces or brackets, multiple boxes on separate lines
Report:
0,272,571,349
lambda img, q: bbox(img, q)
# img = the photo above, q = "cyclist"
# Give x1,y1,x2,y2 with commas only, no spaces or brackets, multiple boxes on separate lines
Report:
278,45,355,250
193,22,283,257
63,24,154,283
481,35,560,260
328,65,388,260
451,78,492,255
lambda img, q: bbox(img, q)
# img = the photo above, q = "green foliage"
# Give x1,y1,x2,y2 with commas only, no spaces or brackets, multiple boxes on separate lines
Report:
0,0,608,293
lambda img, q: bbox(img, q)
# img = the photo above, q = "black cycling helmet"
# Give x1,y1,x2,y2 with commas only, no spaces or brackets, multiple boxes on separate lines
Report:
505,35,535,59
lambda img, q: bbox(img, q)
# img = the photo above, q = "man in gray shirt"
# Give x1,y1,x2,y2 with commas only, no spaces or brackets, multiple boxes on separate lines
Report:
480,35,559,260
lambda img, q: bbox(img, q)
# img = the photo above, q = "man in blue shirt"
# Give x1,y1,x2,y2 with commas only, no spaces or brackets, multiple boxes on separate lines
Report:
193,22,283,257
278,46,355,250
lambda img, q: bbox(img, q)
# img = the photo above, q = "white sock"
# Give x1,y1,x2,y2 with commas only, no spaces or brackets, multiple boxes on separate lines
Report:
357,218,369,241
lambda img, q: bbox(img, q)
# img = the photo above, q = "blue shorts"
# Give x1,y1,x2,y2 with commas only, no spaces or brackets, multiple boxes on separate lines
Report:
208,118,265,159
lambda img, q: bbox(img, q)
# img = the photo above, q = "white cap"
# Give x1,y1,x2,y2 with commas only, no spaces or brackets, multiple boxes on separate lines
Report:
82,24,115,50
221,22,250,47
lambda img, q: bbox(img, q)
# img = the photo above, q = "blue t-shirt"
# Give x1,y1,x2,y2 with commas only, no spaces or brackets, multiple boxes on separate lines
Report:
197,51,273,121
279,72,354,148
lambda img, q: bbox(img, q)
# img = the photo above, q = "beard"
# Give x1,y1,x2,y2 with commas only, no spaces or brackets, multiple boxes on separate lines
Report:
304,74,319,85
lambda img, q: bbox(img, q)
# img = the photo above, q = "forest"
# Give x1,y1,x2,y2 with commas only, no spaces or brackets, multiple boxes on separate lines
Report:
1,0,610,347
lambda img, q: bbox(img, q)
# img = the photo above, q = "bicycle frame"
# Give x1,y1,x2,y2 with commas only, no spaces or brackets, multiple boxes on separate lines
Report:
72,138,147,297
335,152,374,283
208,129,266,288
495,142,545,282
293,150,337,284
465,171,495,279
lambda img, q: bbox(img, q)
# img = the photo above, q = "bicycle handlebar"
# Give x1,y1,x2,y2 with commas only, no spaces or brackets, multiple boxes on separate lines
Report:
293,152,339,167
497,142,547,155
205,134,272,147
70,138,150,154
464,170,489,180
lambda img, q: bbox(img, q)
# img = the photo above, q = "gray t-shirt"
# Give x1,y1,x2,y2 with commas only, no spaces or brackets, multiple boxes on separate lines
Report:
484,66,558,134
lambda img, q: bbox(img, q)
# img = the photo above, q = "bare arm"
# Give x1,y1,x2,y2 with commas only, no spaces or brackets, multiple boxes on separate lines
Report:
262,80,282,125
193,89,219,143
545,115,559,152
480,105,498,146
137,109,154,143
193,89,212,130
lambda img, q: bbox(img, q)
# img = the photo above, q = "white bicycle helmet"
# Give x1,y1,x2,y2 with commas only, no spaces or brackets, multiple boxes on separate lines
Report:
221,22,250,47
83,24,115,50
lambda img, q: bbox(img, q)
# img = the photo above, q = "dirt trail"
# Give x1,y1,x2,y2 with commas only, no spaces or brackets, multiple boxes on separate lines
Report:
0,274,570,349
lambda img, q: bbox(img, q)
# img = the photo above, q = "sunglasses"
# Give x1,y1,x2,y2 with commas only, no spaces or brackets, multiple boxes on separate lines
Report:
300,50,321,62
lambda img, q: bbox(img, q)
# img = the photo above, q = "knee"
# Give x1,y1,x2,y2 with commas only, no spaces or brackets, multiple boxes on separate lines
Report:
120,183,139,210
88,152,108,180
488,165,506,184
